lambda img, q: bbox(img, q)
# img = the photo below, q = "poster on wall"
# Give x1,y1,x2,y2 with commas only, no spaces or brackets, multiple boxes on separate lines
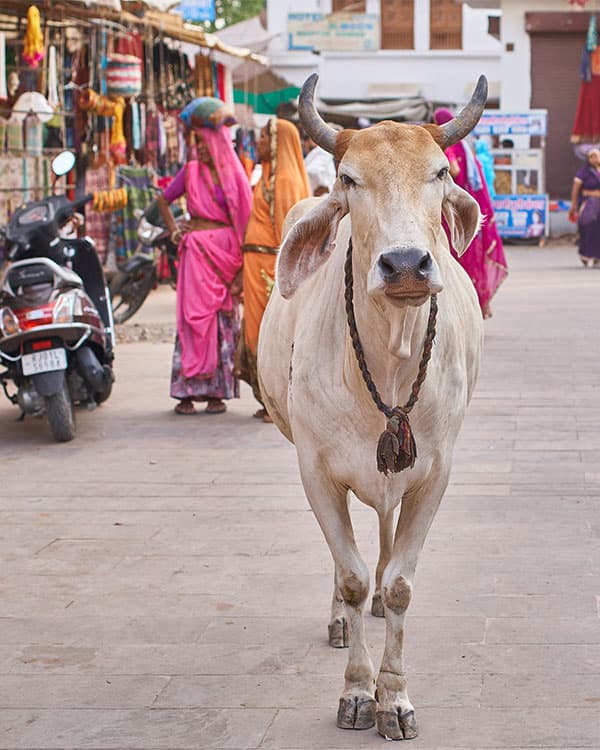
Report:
473,110,548,137
492,194,548,239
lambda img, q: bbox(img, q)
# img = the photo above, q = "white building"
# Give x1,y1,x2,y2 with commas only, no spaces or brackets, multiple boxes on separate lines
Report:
267,1,502,106
265,1,592,198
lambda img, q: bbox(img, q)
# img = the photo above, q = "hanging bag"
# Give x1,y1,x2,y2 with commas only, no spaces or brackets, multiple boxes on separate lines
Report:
106,54,142,98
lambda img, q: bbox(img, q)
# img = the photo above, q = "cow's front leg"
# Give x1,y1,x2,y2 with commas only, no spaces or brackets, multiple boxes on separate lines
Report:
376,478,447,741
299,463,376,729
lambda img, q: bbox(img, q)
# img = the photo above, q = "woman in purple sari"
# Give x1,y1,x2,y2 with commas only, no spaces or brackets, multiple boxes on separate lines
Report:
569,148,600,267
434,108,508,319
157,99,252,415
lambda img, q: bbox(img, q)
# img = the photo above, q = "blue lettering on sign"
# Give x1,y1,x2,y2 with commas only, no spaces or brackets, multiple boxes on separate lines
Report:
180,0,216,22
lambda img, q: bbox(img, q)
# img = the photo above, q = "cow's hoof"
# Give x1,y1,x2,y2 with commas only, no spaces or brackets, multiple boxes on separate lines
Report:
328,616,348,648
376,709,418,740
337,695,376,729
371,591,384,618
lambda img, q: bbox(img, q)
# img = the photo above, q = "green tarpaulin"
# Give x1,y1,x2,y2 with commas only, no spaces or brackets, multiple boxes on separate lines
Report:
233,86,300,115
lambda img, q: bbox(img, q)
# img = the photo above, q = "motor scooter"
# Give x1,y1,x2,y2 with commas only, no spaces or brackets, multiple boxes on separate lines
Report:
109,198,183,324
0,152,115,442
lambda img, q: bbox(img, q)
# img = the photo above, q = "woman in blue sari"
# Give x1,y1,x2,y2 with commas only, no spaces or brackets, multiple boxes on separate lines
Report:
569,147,600,267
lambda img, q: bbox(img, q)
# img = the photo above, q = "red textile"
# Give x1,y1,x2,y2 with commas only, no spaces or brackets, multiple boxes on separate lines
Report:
572,75,600,142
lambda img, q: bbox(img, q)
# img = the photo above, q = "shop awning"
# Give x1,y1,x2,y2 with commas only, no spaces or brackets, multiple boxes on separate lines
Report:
0,1,269,65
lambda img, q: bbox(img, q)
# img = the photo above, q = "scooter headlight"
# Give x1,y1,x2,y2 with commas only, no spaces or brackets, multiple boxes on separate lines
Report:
53,293,78,324
0,307,20,337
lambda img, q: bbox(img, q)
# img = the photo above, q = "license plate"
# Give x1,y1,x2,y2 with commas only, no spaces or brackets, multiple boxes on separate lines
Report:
21,348,67,376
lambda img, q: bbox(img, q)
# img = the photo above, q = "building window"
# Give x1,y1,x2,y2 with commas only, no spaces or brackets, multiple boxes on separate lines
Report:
380,0,414,50
332,0,367,11
430,0,462,50
488,15,501,41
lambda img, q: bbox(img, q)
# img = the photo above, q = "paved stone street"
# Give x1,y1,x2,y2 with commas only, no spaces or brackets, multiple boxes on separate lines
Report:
0,243,599,749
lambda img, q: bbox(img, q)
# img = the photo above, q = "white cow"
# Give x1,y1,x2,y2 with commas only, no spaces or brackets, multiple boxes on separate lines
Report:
258,74,486,740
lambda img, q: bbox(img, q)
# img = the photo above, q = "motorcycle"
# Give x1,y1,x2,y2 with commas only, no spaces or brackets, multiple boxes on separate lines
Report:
0,152,115,442
109,198,183,324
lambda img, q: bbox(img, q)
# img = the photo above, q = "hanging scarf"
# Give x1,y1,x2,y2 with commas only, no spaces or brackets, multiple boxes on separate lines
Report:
22,6,44,68
0,32,7,99
47,45,59,108
130,101,141,150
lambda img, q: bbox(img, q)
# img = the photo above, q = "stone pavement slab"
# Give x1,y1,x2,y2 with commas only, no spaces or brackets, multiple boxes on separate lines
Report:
0,246,599,748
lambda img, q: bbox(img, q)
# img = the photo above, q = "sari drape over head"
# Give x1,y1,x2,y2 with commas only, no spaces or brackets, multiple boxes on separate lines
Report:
173,125,252,380
434,108,508,313
237,118,310,401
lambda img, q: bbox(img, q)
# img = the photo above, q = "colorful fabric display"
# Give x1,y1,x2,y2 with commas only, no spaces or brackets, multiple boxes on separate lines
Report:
85,163,112,265
108,166,155,261
24,112,42,155
6,116,23,151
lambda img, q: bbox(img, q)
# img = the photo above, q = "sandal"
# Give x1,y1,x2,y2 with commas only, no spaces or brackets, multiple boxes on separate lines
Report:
253,408,267,419
175,399,196,415
205,399,226,414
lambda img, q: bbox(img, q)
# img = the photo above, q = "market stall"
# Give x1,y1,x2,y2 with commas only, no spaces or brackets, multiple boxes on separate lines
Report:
0,1,267,265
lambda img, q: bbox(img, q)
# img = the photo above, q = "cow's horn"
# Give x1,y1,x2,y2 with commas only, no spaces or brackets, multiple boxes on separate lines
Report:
439,75,488,148
299,74,337,154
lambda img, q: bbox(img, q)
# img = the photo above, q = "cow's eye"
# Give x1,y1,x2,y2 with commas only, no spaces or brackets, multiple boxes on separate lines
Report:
340,174,356,188
437,167,449,180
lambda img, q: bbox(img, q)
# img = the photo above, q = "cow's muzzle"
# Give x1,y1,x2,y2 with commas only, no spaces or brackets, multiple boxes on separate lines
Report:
376,247,443,302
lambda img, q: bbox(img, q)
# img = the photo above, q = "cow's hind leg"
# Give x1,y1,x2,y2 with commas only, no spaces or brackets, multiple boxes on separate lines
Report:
371,508,394,618
376,477,447,741
329,573,348,647
299,464,376,730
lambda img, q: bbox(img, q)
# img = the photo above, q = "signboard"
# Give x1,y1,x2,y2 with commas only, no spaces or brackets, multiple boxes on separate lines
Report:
492,194,548,239
474,110,547,137
179,0,215,23
288,13,379,52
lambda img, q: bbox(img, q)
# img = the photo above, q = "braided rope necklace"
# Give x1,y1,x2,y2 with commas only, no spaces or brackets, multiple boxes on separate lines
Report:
343,239,438,475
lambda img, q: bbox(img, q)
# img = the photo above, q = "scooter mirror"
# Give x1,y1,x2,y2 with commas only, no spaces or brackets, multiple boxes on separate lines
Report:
51,151,76,177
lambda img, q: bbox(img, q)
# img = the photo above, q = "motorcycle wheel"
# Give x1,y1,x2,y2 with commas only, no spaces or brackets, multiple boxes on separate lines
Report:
167,255,178,290
45,376,75,442
110,266,157,324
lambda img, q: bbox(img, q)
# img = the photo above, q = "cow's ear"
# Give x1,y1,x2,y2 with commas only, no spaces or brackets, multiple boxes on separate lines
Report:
441,182,481,256
277,186,348,299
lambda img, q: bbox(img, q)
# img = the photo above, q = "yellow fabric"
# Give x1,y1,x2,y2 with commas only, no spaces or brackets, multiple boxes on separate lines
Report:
23,6,44,67
244,118,310,249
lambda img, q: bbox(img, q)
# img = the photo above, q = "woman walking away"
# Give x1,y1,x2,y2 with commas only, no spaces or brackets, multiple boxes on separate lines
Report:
157,98,252,415
236,117,310,421
434,107,508,319
569,147,600,267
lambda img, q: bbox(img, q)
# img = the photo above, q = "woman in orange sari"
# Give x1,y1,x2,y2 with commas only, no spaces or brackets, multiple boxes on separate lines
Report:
236,118,310,420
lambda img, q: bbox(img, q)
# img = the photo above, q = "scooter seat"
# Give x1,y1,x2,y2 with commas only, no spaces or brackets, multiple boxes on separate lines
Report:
6,263,54,290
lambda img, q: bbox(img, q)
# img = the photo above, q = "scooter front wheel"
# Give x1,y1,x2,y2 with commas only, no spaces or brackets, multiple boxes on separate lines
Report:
45,377,75,442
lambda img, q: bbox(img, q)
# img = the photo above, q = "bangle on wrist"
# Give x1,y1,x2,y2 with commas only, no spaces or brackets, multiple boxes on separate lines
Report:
171,228,182,243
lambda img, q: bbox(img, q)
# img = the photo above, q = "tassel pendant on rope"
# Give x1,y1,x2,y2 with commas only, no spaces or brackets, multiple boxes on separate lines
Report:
376,407,417,475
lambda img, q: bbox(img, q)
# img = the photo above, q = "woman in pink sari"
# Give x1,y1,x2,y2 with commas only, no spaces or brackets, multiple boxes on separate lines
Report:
434,108,508,319
157,99,252,414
